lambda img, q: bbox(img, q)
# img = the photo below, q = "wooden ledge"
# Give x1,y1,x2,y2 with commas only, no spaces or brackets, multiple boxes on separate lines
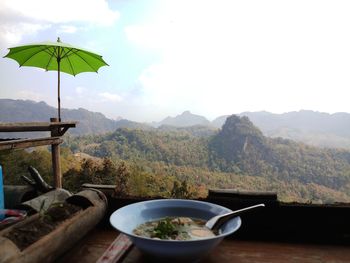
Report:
208,189,278,200
0,137,63,150
0,121,77,133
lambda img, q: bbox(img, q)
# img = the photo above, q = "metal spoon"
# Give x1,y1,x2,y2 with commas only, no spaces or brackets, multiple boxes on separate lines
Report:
205,203,265,232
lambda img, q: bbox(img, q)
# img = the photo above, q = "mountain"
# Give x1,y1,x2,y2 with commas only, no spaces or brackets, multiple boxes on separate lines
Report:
209,115,273,174
212,110,350,134
0,99,57,122
241,110,350,136
156,110,350,149
158,110,350,149
2,99,350,149
68,115,350,203
212,110,350,149
210,116,350,191
211,115,229,128
0,99,119,136
157,111,211,127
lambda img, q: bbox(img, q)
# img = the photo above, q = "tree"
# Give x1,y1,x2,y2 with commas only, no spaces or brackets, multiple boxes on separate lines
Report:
114,161,130,197
170,180,194,199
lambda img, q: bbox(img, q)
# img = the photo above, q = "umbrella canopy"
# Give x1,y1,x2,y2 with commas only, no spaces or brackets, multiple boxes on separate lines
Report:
4,37,108,121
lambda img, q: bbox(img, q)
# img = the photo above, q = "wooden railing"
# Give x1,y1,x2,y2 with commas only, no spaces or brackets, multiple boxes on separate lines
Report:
0,119,76,188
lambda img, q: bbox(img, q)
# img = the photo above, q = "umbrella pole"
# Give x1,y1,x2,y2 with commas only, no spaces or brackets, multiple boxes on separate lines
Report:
57,57,61,122
53,55,62,187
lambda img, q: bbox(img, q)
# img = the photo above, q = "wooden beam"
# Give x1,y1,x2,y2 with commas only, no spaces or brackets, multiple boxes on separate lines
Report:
0,121,77,133
58,126,71,136
0,120,77,189
0,137,62,151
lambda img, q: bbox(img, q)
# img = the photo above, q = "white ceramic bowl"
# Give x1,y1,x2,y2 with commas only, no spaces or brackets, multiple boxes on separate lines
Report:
110,199,241,262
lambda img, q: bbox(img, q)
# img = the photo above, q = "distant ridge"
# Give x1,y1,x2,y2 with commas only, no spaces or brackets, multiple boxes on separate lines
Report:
1,99,350,149
247,110,350,149
0,99,119,136
157,110,211,127
213,110,350,136
157,110,350,149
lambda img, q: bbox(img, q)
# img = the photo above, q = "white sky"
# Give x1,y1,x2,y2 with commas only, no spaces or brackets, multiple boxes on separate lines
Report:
0,0,350,122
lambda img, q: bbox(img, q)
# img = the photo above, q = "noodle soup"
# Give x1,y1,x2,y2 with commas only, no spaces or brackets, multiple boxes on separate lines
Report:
133,217,216,241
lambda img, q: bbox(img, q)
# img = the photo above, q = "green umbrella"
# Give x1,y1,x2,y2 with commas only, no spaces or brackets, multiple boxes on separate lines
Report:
4,37,108,121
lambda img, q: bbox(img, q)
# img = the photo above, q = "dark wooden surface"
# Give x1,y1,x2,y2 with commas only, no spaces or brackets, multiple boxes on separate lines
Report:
123,239,350,263
56,227,119,263
55,192,350,262
56,227,350,263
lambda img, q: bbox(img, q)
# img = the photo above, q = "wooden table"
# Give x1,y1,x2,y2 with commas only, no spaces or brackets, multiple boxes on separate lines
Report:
57,228,350,263
121,239,350,263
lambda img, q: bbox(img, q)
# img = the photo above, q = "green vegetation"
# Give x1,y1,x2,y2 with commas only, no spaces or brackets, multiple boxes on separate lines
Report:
0,147,201,199
1,115,350,204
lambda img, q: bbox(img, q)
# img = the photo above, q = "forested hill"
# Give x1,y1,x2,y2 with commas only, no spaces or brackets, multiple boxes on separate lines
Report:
209,116,350,190
213,111,350,149
68,115,350,201
209,115,273,173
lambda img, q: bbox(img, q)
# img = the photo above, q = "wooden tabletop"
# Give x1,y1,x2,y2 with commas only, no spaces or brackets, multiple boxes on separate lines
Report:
121,239,350,263
56,228,350,263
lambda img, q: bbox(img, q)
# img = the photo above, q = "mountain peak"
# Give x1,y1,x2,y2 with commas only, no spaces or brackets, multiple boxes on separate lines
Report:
181,110,192,115
209,115,269,173
158,111,210,127
222,115,264,138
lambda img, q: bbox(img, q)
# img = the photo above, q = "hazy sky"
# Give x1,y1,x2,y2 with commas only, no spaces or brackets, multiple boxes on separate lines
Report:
1,0,350,122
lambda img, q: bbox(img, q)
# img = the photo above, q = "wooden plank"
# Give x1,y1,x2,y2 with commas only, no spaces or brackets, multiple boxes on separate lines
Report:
55,228,119,263
0,137,62,150
208,189,278,200
96,234,133,263
0,122,77,133
120,239,350,263
59,227,350,263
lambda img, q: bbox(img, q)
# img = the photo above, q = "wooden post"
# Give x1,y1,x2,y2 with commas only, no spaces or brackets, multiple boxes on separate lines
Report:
50,118,62,188
0,120,76,189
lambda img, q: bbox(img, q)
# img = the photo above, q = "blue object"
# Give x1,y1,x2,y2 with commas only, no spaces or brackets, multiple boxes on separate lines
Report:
0,165,4,220
110,199,241,262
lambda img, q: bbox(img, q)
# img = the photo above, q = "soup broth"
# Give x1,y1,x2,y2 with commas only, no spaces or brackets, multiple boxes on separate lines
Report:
133,217,216,240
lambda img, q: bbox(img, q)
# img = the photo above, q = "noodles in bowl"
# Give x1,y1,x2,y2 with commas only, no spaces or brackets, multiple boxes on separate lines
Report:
133,216,216,240
110,199,241,262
